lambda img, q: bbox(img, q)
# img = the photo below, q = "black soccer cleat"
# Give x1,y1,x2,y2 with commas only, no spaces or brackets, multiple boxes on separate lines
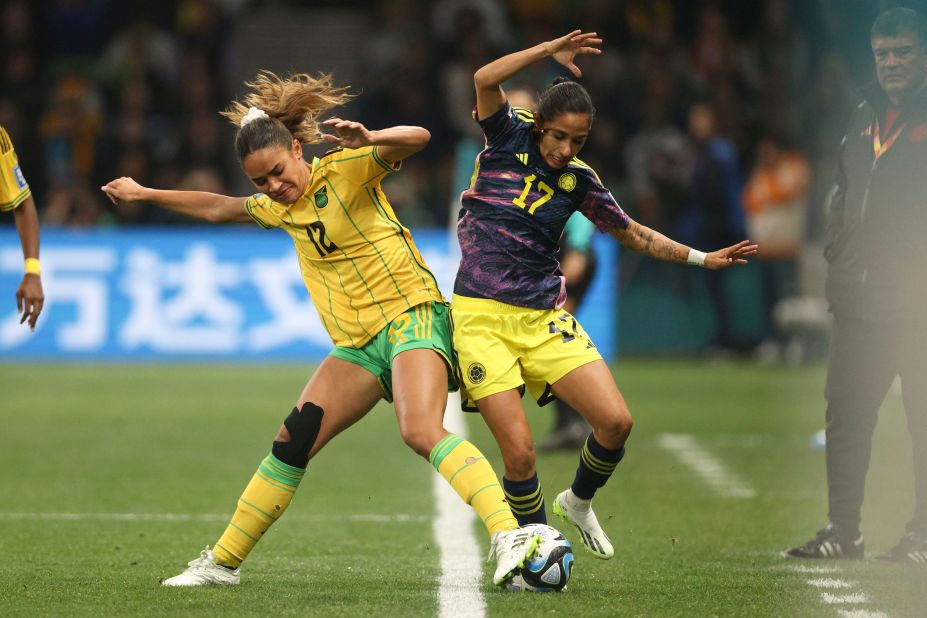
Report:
785,522,864,559
877,531,927,565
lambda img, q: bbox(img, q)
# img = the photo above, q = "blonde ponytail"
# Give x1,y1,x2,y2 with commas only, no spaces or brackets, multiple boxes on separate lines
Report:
221,70,354,149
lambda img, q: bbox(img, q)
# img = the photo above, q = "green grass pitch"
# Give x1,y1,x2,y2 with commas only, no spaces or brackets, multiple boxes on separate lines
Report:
0,361,923,616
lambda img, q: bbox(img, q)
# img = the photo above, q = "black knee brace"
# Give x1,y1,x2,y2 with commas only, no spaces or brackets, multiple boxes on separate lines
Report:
272,402,324,469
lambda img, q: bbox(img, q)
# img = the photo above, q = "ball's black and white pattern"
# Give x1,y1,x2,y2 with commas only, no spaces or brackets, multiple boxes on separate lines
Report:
516,524,574,592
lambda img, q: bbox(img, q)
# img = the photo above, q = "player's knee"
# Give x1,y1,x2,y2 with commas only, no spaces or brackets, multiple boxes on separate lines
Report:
502,441,537,479
596,404,632,446
397,423,435,459
271,402,324,469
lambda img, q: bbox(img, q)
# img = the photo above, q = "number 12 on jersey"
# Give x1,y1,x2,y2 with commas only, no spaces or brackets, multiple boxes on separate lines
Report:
307,221,338,257
512,174,554,214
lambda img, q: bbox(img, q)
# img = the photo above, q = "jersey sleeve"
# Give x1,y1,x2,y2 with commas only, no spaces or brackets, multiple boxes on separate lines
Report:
0,127,32,212
323,145,401,189
576,171,630,234
243,193,284,229
475,101,529,146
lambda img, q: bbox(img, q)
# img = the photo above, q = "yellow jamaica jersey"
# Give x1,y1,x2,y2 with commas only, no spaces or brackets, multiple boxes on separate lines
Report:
0,126,31,212
245,145,445,348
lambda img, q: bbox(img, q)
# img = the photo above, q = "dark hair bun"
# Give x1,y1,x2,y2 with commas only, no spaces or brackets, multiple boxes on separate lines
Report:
550,75,573,87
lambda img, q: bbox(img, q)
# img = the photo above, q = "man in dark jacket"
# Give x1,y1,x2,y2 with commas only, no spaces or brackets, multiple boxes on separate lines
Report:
787,7,927,565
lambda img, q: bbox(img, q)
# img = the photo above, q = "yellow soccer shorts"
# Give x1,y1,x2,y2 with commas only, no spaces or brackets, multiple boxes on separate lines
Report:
450,294,602,409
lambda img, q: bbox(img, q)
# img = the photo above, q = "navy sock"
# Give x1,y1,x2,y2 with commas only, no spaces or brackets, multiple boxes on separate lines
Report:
571,434,625,500
503,474,547,525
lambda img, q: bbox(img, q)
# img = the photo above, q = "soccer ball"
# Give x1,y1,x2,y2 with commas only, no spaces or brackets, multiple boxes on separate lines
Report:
513,524,574,592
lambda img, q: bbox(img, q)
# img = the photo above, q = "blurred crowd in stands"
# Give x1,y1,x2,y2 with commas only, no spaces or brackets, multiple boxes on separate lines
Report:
0,0,903,352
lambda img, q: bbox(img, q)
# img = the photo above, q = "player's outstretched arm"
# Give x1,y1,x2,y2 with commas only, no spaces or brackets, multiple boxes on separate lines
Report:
473,30,602,121
12,194,43,330
610,218,758,270
101,177,251,223
321,118,429,164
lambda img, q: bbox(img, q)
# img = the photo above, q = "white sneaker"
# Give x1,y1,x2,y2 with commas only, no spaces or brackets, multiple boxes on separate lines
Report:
161,547,241,586
505,574,526,591
553,489,614,559
489,528,541,586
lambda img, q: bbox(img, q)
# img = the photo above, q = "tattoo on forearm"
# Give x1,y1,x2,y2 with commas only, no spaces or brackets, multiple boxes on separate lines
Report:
643,229,655,252
618,222,683,263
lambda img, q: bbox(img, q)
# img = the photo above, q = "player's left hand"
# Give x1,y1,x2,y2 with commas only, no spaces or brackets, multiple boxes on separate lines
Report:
705,240,759,269
16,273,44,331
544,30,604,78
321,118,373,148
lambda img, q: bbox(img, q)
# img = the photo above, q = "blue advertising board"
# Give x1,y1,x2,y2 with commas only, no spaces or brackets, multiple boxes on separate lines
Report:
0,227,616,361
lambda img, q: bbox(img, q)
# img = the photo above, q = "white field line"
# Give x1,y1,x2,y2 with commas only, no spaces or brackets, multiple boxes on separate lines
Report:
837,611,890,618
805,578,855,589
787,565,839,574
821,592,870,604
433,391,485,618
657,433,757,498
785,565,888,616
0,512,427,523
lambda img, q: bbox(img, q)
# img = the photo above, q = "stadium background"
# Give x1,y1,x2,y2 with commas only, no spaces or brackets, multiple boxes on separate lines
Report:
3,0,920,360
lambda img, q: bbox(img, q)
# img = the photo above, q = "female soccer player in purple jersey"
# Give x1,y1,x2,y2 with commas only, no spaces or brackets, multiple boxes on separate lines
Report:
452,30,758,559
103,71,537,588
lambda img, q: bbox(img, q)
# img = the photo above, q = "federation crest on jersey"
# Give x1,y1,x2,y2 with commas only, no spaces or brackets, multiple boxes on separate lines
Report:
557,172,576,192
13,165,27,189
314,186,328,208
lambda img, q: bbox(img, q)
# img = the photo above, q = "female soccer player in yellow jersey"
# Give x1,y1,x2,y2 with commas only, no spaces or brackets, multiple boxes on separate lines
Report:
452,31,758,559
0,126,44,330
102,71,539,588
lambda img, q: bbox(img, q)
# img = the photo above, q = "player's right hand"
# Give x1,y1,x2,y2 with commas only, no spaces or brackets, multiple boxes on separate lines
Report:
101,177,146,204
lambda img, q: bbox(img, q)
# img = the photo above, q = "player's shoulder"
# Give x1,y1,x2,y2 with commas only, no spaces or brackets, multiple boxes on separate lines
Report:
245,192,281,210
317,144,387,170
567,156,603,185
318,145,377,163
511,106,535,125
0,125,13,155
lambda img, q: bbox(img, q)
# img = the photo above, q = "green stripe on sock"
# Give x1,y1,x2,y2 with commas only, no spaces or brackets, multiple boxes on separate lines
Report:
429,434,464,470
239,498,278,522
229,522,260,543
214,542,243,562
265,454,306,479
466,483,499,504
447,456,485,484
255,470,297,494
482,507,512,524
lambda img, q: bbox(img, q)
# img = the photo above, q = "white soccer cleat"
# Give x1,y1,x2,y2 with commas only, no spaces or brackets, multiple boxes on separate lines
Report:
553,489,614,559
489,528,541,587
161,547,241,587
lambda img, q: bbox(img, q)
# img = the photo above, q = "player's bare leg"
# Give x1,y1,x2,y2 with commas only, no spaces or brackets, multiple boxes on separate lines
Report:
549,360,631,559
162,356,382,586
477,388,549,526
393,351,537,586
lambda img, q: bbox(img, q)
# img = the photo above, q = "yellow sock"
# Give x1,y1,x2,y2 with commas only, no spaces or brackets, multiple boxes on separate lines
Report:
430,434,518,536
212,454,304,568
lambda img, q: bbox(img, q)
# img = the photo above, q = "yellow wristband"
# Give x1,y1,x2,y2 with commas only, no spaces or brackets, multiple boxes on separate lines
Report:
24,257,41,276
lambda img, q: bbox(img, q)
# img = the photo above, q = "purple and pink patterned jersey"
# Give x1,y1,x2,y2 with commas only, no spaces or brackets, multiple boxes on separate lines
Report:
453,102,630,309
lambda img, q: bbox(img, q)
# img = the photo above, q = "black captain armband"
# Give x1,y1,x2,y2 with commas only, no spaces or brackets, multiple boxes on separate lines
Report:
272,402,324,469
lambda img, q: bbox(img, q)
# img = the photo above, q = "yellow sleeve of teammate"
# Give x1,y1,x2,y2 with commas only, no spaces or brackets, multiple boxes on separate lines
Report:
243,193,286,229
0,126,32,212
323,145,400,189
